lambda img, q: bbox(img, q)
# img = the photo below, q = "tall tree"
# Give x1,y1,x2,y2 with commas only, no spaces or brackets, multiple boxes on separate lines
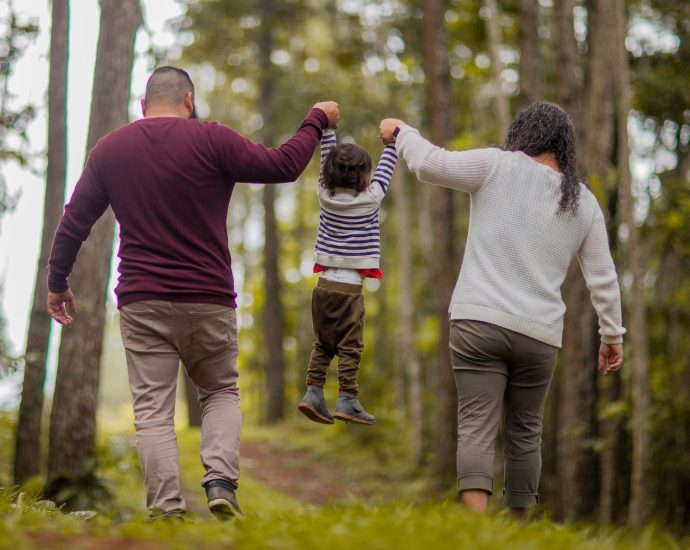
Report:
517,0,542,111
555,0,581,114
45,0,142,499
258,0,286,423
421,0,457,483
482,0,510,136
613,0,652,529
183,372,202,427
555,0,612,521
393,169,424,464
13,0,69,485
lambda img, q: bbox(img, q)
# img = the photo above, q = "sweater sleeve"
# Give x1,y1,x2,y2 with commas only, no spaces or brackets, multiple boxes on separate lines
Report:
396,124,500,193
214,107,328,184
368,144,398,202
47,147,110,293
577,205,626,344
318,129,337,190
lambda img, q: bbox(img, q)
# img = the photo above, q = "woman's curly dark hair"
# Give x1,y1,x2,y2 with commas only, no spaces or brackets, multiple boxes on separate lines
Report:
321,143,372,193
504,101,581,214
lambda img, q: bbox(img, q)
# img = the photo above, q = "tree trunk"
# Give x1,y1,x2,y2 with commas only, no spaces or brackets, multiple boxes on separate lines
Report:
393,169,424,464
258,0,285,423
45,0,142,492
557,271,599,521
421,0,456,485
555,0,610,521
183,370,202,427
612,0,652,529
13,0,69,485
555,0,582,115
517,0,542,111
482,0,511,137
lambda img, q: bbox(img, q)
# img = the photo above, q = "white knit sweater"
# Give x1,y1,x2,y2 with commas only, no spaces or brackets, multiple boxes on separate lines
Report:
396,125,626,348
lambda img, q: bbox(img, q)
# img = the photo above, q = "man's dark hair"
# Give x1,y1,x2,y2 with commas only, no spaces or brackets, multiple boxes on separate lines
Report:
321,143,372,193
144,66,196,117
504,101,581,214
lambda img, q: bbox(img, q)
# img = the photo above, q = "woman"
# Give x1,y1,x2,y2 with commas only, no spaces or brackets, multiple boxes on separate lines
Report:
379,102,625,518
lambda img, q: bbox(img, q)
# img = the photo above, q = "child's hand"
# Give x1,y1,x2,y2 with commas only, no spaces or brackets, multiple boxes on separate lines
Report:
379,118,404,144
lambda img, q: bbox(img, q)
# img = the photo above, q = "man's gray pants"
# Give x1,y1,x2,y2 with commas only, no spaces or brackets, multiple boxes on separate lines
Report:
119,300,241,516
450,319,558,508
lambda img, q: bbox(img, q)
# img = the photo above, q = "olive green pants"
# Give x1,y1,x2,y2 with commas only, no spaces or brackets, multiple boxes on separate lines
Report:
306,278,365,393
450,319,558,508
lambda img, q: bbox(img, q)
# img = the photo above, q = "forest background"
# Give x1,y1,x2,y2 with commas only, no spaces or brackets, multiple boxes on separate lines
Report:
0,0,688,544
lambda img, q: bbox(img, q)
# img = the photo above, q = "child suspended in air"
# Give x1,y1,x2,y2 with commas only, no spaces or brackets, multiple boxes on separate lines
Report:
298,128,397,425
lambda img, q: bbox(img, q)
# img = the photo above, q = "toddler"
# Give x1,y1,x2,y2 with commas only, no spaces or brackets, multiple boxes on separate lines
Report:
298,128,397,425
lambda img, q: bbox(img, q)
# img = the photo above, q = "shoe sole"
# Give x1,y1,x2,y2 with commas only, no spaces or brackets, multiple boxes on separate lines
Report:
333,411,376,425
298,402,335,424
208,498,240,521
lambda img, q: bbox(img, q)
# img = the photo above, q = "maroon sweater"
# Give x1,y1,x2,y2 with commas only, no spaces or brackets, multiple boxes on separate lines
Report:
48,108,328,308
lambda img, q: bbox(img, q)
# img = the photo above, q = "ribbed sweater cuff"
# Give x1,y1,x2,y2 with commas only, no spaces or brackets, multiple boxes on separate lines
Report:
47,274,69,294
601,334,624,345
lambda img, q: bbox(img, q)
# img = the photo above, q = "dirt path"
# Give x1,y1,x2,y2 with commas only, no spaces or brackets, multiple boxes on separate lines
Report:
240,440,369,505
181,439,372,516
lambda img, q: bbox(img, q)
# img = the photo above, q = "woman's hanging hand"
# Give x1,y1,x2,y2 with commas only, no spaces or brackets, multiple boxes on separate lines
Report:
598,342,623,375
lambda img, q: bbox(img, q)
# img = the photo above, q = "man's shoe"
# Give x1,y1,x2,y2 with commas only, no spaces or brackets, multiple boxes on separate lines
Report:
298,385,335,424
205,480,241,521
333,392,376,425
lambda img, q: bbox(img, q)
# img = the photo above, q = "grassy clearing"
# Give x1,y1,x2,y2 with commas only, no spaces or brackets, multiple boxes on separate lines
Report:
0,412,686,549
0,489,684,550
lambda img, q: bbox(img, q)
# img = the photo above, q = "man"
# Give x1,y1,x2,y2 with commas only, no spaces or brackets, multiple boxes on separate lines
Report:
47,66,339,519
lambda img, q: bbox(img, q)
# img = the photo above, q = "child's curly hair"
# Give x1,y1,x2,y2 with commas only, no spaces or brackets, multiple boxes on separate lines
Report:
321,143,372,193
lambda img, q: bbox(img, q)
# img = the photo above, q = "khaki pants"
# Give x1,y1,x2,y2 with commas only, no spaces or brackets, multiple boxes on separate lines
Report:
119,300,241,516
450,319,558,508
306,278,365,393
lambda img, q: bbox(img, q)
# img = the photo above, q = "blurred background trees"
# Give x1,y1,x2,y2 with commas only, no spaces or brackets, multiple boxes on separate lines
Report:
2,0,689,532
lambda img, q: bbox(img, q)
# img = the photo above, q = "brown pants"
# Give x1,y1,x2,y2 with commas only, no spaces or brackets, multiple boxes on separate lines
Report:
119,300,241,516
450,319,558,508
306,278,365,393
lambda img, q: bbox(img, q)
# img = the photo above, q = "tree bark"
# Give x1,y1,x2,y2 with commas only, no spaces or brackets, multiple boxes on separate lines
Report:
517,0,542,111
183,370,202,427
393,169,424,464
421,0,456,484
555,0,582,115
258,0,285,423
482,0,511,137
45,0,142,490
555,0,610,521
612,0,652,529
13,0,69,485
557,271,599,521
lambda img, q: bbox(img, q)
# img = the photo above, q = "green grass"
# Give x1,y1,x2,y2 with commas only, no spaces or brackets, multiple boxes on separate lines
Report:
0,412,687,549
0,489,684,550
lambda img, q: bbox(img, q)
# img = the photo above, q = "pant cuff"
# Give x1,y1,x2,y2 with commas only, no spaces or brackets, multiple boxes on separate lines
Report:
503,489,539,508
457,474,493,495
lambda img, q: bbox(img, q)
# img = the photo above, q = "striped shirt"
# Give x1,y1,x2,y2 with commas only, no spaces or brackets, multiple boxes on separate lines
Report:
313,130,397,269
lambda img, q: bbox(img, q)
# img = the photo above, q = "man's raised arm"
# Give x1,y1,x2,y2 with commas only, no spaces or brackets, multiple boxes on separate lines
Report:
214,101,339,184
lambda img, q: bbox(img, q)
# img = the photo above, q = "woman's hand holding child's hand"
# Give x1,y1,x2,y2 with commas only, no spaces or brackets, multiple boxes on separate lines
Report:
379,118,404,144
